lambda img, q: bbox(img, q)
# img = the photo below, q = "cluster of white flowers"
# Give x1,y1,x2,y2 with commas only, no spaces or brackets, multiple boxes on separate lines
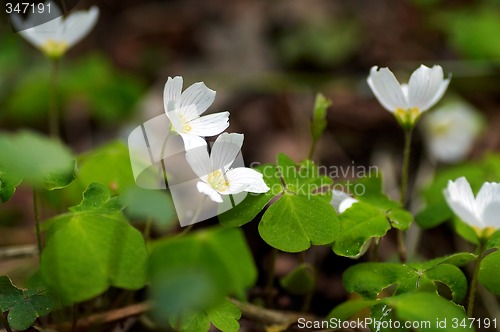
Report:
16,6,497,232
163,77,270,203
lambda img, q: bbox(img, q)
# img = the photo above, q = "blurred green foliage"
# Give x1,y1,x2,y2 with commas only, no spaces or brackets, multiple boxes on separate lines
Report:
1,50,145,126
275,19,361,69
437,8,500,59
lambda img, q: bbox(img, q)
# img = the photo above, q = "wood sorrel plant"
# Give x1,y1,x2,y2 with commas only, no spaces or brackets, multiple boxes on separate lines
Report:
1,62,499,332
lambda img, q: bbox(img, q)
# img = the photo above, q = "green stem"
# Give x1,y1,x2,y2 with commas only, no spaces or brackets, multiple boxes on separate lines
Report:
49,59,60,139
307,138,318,160
33,189,42,262
301,264,316,313
397,129,412,263
265,248,278,307
399,129,413,206
468,243,486,317
160,130,171,189
143,217,153,241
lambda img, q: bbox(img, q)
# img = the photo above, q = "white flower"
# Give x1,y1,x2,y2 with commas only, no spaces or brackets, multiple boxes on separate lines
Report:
422,102,483,163
186,133,269,203
330,190,358,213
367,65,450,127
164,76,229,150
12,1,99,58
444,177,500,238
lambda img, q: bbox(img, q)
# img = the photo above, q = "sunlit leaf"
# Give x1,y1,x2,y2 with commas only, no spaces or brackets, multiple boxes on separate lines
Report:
258,193,338,253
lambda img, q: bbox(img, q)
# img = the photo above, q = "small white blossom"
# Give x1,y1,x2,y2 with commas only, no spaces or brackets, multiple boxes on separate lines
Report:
367,65,450,128
13,1,99,58
422,102,483,163
444,177,500,238
164,76,229,150
330,190,358,213
186,133,269,203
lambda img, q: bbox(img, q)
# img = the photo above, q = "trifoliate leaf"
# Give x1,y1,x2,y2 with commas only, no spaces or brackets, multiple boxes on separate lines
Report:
150,227,256,322
258,193,339,252
344,258,469,303
333,202,391,257
343,263,411,299
41,212,148,303
0,276,56,331
69,183,124,214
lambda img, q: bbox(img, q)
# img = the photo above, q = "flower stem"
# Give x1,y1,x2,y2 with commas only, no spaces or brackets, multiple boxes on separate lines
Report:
468,243,486,317
307,139,318,160
265,248,278,307
397,129,413,263
143,217,153,241
33,189,43,262
49,59,60,139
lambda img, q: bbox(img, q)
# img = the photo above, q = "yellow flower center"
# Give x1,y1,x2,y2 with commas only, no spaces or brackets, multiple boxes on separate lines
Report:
395,107,421,128
170,114,192,134
41,40,68,59
207,169,229,193
473,226,496,240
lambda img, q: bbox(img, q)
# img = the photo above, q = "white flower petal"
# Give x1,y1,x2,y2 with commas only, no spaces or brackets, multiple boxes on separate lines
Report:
176,105,199,123
197,181,223,203
185,141,211,181
225,168,269,194
163,76,183,112
188,112,229,137
17,15,63,48
367,66,408,112
408,65,449,112
444,177,482,228
339,197,358,213
166,110,183,133
180,82,216,115
62,6,99,48
210,133,244,171
330,190,351,213
179,133,207,151
477,182,500,228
